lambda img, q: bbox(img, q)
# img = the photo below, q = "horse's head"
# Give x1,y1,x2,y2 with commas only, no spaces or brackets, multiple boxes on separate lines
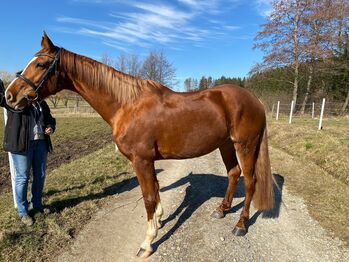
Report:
6,32,61,110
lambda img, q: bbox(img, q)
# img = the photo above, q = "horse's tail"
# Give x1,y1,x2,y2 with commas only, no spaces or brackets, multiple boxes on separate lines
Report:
253,126,274,210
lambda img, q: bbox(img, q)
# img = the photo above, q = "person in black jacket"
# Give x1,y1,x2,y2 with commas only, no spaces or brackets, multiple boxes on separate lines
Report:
1,78,56,226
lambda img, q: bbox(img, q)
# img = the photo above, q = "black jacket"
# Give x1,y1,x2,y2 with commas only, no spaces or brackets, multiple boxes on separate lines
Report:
1,79,56,153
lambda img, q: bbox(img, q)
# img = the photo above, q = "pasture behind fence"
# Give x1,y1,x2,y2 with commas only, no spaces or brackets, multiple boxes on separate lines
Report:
48,96,97,115
271,99,348,130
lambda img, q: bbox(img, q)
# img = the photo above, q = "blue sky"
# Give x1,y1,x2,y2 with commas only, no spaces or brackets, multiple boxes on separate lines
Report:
0,0,271,87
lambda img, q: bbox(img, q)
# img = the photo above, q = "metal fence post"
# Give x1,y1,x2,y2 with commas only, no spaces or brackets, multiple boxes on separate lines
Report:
276,101,280,120
312,102,315,119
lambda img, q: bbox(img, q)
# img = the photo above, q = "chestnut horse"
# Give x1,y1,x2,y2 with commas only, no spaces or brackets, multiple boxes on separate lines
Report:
5,33,273,258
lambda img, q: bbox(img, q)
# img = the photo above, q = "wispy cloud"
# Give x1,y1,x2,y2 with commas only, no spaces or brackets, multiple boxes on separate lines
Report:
57,1,244,51
255,0,273,17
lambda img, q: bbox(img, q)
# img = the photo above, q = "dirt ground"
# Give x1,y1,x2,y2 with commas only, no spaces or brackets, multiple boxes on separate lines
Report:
0,133,112,193
57,148,349,262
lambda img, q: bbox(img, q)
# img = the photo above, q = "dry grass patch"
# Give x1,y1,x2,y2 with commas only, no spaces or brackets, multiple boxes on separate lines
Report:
268,117,349,184
268,117,349,246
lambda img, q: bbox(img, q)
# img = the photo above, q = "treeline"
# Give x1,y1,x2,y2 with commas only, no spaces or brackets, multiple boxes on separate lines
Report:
184,76,246,92
184,0,349,114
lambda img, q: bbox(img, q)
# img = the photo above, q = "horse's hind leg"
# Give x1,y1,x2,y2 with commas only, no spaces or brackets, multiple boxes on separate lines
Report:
132,157,161,258
232,141,258,236
211,139,241,219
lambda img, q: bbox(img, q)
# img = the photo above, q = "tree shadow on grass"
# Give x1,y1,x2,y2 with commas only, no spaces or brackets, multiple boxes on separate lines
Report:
153,172,284,252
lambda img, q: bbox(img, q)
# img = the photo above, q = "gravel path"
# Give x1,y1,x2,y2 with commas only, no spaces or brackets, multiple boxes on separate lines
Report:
57,148,349,262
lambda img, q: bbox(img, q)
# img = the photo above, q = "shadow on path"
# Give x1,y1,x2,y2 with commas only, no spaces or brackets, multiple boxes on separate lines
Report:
154,172,284,251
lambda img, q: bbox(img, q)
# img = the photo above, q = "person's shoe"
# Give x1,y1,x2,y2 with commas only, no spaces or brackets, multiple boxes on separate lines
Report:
21,215,34,226
29,205,52,215
40,207,51,215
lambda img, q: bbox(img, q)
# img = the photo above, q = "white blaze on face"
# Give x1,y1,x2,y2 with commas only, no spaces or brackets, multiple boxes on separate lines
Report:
22,56,38,75
5,56,38,102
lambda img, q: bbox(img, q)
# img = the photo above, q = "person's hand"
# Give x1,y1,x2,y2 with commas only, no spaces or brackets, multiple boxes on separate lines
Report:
45,127,53,135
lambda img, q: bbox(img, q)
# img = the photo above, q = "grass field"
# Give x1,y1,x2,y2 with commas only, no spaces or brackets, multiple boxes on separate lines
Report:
0,114,133,261
0,111,348,261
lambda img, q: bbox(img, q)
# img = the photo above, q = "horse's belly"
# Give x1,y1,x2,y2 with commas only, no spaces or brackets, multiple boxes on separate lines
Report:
156,120,228,159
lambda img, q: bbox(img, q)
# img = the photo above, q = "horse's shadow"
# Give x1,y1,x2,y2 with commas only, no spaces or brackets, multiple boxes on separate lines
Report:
48,167,284,251
47,173,139,212
47,169,164,212
153,172,284,251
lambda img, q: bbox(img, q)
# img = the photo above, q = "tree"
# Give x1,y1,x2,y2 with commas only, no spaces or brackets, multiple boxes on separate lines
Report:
140,50,177,88
184,77,198,92
0,71,15,86
115,53,127,73
198,76,208,90
100,52,114,67
48,95,60,108
254,0,310,107
299,0,334,113
207,76,214,88
127,54,142,77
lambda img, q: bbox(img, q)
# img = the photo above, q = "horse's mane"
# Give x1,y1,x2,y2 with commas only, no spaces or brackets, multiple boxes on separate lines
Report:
60,48,145,104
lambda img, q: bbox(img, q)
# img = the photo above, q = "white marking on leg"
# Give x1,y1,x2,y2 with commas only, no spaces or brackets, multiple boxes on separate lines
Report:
155,202,163,229
235,151,244,177
140,217,157,252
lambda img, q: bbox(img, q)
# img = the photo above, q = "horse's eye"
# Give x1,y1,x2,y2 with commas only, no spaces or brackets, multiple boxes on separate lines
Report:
36,63,45,68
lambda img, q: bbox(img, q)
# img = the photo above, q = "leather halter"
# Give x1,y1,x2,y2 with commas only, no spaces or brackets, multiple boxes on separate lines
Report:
15,49,61,99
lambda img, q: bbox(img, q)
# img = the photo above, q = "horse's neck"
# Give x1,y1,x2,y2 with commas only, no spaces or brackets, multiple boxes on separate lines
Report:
60,50,141,124
68,80,123,124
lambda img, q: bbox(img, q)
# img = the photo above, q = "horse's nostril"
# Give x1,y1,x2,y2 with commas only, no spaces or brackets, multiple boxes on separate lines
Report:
6,93,13,102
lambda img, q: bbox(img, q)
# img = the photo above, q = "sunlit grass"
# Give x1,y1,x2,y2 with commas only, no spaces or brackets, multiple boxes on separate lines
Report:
268,116,349,184
0,144,133,262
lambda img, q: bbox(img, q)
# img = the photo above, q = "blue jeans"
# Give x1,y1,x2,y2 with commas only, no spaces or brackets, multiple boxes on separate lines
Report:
12,140,48,217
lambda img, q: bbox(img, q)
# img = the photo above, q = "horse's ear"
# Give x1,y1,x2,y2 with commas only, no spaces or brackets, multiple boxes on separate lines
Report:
41,31,56,52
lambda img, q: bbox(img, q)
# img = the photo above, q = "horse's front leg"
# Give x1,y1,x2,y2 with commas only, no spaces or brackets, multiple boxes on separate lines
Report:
132,157,161,258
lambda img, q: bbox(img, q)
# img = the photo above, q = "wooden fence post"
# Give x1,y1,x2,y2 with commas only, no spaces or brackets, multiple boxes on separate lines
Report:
276,101,280,121
289,100,294,124
3,109,17,208
318,98,326,130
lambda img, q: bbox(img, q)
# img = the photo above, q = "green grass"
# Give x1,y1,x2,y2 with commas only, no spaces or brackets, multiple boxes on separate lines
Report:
51,116,111,142
0,144,133,262
0,113,111,145
268,117,349,184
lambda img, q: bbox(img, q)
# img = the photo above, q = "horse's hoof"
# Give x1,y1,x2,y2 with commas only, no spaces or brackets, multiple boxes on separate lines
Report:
211,210,224,219
232,227,247,236
136,248,152,258
157,220,163,229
